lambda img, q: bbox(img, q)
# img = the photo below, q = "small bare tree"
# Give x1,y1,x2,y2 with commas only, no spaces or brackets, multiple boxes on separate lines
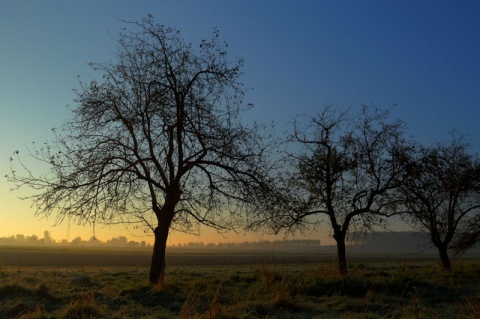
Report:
250,105,408,276
400,135,480,270
7,16,274,286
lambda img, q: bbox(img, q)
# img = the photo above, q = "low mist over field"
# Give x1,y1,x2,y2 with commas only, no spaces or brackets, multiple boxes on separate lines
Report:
4,231,478,255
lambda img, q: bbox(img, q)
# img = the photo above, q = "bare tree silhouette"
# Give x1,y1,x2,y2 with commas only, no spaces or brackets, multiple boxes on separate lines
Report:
399,134,480,270
249,105,409,276
8,15,275,286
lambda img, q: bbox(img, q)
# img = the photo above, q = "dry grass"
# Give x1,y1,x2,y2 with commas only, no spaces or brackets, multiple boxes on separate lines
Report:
0,258,479,318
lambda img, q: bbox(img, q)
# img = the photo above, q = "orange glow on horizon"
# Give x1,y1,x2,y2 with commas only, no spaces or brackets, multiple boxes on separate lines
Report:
2,183,332,246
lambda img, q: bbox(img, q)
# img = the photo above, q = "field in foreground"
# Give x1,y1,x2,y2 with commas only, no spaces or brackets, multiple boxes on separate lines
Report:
0,256,479,319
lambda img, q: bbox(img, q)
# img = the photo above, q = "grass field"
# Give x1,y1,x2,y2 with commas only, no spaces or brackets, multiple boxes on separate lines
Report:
0,247,479,318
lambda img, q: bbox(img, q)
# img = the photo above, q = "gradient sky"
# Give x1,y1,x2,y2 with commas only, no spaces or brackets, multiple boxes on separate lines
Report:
1,1,480,245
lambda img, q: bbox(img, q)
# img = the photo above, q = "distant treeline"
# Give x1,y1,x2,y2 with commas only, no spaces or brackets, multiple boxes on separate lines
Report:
2,231,477,256
4,231,476,255
0,230,321,250
0,231,150,248
171,239,321,250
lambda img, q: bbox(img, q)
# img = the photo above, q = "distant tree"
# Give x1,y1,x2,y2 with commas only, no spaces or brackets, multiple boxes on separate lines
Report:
128,240,140,247
250,106,408,276
87,236,102,246
399,135,480,270
7,16,274,286
27,234,39,243
0,235,15,244
71,236,83,246
43,230,53,244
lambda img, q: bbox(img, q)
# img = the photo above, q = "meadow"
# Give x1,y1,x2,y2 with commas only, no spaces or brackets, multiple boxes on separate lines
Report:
0,246,479,318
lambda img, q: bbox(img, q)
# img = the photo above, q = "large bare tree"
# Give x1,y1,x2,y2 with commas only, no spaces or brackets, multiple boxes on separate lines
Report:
250,106,408,276
7,16,274,285
400,135,480,270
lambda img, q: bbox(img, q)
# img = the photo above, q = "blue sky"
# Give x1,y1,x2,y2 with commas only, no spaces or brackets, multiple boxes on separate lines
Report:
1,1,480,244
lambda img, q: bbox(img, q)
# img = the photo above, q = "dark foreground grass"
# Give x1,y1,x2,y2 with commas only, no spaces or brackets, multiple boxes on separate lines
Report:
0,259,479,318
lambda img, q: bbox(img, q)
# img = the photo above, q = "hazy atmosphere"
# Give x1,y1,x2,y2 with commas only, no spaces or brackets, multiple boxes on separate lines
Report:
2,1,480,246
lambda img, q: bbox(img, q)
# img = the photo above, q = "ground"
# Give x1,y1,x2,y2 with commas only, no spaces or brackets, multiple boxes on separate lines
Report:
0,246,479,318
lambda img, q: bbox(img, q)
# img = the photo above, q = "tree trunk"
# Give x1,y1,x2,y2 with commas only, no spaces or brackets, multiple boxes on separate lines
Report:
334,233,348,276
149,220,171,286
438,245,451,271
